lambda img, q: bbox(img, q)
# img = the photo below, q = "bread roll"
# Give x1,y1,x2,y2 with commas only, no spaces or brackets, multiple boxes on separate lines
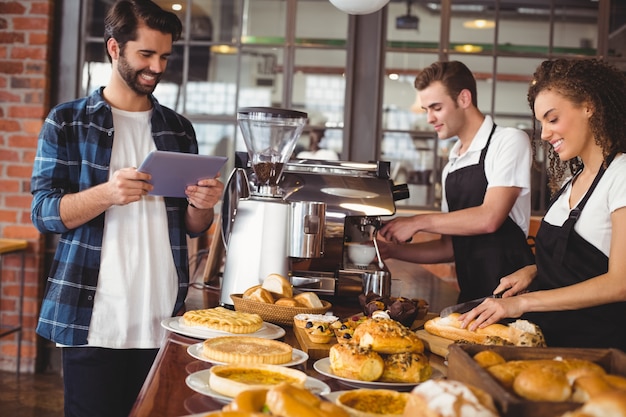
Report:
224,389,269,412
275,297,302,307
561,390,626,417
329,343,384,382
353,318,424,354
473,350,506,368
424,313,545,347
513,365,571,402
380,352,433,383
243,285,274,304
293,291,323,308
403,379,498,417
262,273,292,298
604,374,626,391
571,375,614,403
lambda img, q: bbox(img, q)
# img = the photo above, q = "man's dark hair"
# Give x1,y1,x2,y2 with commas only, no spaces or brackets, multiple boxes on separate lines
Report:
104,0,183,62
414,61,478,107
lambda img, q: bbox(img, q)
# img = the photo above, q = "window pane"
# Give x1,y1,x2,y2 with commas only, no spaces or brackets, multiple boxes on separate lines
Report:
387,2,440,47
237,46,283,108
185,52,239,116
243,0,287,40
194,122,237,177
295,0,348,45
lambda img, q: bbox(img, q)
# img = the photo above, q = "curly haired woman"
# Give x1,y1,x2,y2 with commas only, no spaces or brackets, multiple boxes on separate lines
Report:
459,58,626,350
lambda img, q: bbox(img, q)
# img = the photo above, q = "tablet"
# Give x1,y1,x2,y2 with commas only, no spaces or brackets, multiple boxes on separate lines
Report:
138,151,228,197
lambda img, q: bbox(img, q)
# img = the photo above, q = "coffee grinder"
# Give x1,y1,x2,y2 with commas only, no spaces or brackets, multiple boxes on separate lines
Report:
219,107,317,306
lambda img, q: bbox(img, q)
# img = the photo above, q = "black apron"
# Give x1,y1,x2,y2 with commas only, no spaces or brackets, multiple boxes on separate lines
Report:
446,123,535,303
525,157,626,350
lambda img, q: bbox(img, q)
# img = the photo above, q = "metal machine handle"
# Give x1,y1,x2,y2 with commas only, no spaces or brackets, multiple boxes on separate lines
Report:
391,183,410,201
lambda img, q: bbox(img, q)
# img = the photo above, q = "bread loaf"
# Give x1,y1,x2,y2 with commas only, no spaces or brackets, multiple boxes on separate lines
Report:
424,313,546,347
293,292,323,308
243,285,274,304
262,274,292,298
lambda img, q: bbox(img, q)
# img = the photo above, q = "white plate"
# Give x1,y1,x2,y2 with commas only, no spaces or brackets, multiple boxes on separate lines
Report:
161,317,286,340
313,357,442,391
185,369,331,404
187,342,309,367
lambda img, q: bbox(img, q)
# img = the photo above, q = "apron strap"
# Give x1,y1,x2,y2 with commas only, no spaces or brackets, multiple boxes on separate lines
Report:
553,154,616,263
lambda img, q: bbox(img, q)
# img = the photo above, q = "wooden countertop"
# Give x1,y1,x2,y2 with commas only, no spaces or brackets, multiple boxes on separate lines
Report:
129,286,450,417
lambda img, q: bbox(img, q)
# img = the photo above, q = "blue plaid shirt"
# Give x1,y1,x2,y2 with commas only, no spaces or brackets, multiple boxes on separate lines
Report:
31,88,201,346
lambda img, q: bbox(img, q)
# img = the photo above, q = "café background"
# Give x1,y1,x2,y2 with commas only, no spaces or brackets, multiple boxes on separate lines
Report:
0,0,625,376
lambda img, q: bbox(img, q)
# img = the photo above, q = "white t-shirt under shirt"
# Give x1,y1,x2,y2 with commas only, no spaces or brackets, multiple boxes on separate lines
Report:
441,116,532,236
543,153,626,257
87,107,178,349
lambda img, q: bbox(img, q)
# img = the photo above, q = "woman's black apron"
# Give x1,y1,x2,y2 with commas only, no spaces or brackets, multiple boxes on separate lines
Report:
525,158,626,350
445,123,535,303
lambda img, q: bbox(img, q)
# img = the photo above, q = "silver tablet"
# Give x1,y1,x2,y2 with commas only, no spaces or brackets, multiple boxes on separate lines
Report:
138,150,228,197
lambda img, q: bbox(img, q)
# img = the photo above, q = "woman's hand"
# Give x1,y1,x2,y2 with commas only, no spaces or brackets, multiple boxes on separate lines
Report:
459,296,526,331
494,264,537,297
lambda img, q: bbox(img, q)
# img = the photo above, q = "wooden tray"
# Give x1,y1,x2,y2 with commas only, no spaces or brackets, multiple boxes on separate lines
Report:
447,344,626,417
293,324,337,361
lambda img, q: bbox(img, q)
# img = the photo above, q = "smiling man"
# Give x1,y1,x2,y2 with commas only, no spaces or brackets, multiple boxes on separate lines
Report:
30,1,224,416
378,61,535,304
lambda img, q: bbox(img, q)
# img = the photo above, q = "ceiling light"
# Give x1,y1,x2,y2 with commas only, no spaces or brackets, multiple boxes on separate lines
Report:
328,0,390,15
463,19,495,29
454,44,483,53
210,45,238,54
171,4,182,12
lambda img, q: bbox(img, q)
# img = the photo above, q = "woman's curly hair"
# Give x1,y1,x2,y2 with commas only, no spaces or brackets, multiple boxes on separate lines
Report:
527,58,626,194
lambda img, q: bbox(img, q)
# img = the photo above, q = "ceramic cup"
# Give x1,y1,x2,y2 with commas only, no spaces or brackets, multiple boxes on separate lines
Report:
347,242,377,266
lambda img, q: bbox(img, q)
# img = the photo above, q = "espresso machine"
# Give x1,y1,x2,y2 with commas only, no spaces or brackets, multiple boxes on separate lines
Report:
218,107,409,307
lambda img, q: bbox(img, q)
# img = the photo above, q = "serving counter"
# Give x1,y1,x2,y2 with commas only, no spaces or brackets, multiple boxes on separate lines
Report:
129,263,458,417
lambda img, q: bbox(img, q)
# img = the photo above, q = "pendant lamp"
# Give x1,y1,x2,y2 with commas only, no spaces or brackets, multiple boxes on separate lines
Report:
329,0,390,15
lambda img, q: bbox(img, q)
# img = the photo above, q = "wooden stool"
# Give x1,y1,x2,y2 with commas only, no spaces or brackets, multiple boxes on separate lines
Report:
0,238,28,376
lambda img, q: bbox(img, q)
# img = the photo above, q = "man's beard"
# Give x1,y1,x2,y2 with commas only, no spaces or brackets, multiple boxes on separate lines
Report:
117,52,162,96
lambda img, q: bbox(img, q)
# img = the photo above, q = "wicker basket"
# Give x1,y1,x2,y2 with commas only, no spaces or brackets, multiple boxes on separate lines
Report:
230,294,332,327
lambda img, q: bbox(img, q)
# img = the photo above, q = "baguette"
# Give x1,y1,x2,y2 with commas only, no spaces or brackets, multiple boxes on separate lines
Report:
423,313,545,347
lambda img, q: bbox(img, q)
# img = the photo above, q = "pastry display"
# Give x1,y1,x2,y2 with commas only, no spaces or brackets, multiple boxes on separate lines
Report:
402,379,499,417
209,364,307,398
473,352,626,404
224,382,349,417
352,317,424,354
201,336,293,365
335,388,410,417
182,307,263,334
424,313,546,347
328,317,433,384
